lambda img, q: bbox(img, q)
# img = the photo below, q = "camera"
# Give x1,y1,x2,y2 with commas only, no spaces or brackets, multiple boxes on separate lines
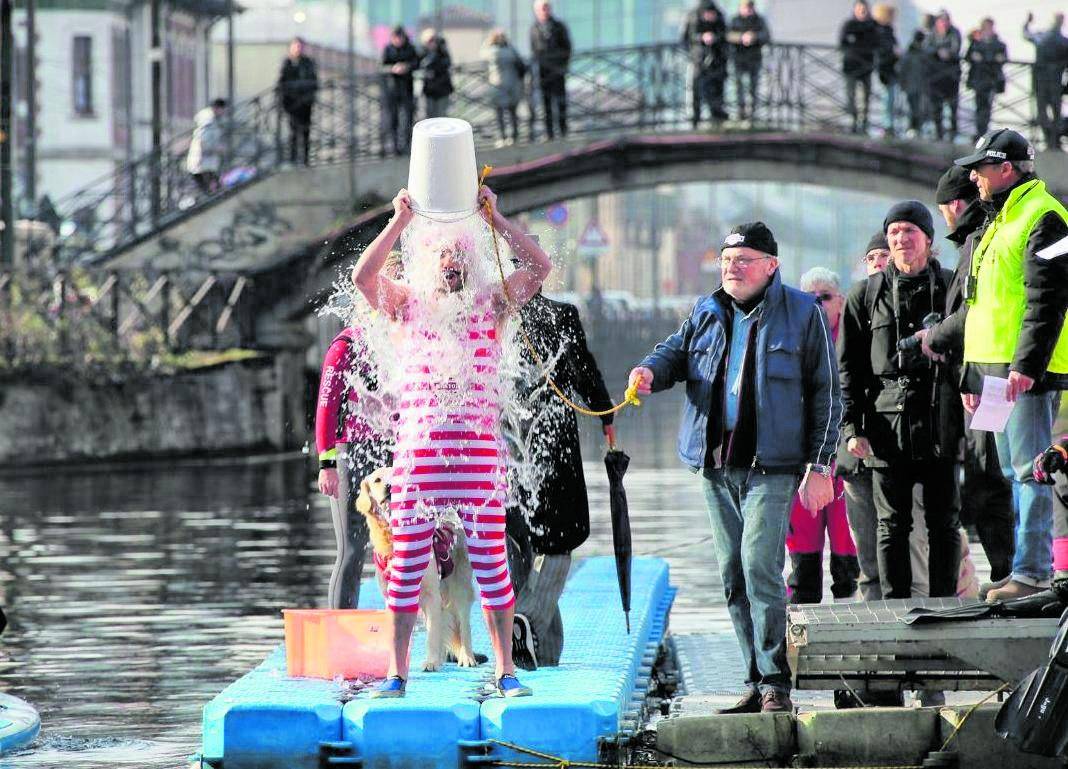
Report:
896,312,943,352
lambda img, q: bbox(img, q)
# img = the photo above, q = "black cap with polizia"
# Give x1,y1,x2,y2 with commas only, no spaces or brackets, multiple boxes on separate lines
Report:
954,128,1035,168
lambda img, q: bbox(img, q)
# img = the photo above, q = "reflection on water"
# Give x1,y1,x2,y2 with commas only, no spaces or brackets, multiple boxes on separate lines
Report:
0,400,727,768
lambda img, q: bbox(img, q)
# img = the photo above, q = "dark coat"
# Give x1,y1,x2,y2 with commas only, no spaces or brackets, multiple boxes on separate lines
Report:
924,26,962,98
381,40,421,96
530,16,572,82
1025,23,1068,83
727,11,770,70
839,17,879,77
925,199,987,363
838,260,963,466
682,8,729,76
899,40,929,96
875,23,898,84
965,35,1007,93
278,55,318,114
515,295,613,555
420,45,454,99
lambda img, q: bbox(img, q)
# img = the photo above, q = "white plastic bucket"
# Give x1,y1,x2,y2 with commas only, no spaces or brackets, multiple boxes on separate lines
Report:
407,118,479,216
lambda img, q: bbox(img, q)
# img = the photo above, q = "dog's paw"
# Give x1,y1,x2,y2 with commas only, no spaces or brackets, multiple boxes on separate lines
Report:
422,658,444,672
455,649,479,668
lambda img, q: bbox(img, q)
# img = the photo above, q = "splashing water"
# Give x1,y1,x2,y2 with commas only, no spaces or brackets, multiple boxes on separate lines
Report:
320,212,567,543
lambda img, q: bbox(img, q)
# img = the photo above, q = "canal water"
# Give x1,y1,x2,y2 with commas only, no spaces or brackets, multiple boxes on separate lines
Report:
0,380,997,767
0,392,745,768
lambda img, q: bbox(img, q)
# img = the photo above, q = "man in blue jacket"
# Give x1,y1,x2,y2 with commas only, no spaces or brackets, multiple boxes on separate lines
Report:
629,222,841,714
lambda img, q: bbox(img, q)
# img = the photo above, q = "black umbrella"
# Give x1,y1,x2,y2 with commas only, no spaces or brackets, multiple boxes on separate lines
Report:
604,448,632,633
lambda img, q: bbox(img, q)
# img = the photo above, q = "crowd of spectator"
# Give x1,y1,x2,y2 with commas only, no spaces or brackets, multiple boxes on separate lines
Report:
254,0,1068,170
631,126,1068,713
841,2,1068,145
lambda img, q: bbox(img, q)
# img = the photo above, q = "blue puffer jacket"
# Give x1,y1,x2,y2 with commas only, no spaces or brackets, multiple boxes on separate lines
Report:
640,270,842,473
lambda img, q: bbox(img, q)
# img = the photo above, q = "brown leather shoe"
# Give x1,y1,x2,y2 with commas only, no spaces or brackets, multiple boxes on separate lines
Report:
760,690,794,713
716,690,762,714
986,579,1047,603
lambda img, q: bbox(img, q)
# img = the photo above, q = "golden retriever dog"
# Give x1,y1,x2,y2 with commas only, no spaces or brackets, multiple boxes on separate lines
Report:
355,467,478,671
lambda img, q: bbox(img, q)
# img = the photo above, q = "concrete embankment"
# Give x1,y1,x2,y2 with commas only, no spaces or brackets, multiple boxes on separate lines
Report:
0,355,306,467
655,699,1064,768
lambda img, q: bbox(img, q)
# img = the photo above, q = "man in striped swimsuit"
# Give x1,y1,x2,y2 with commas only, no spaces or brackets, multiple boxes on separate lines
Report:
352,186,552,698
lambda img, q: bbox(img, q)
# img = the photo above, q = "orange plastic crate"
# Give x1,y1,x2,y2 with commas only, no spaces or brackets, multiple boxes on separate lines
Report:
283,609,391,680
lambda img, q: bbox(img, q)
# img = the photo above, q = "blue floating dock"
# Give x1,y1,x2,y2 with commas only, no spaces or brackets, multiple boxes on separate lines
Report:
201,556,674,769
0,693,40,754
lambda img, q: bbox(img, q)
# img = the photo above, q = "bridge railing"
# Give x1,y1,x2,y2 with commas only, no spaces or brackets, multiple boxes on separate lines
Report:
0,264,255,368
42,40,1043,269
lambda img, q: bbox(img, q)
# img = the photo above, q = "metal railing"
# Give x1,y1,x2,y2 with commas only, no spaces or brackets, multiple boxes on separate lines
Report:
0,265,254,366
43,40,1046,268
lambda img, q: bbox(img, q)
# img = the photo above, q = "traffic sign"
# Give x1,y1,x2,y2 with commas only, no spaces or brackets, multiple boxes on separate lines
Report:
545,203,569,229
577,220,610,258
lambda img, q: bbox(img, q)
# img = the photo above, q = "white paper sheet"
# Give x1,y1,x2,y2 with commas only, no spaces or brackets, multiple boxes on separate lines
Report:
970,376,1015,433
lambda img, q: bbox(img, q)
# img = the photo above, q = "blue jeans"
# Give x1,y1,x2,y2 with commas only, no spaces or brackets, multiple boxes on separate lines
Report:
995,391,1058,585
882,81,897,134
702,468,799,694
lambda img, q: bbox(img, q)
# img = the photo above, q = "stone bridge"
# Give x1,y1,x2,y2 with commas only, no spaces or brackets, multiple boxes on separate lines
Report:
41,41,1067,349
101,129,1068,347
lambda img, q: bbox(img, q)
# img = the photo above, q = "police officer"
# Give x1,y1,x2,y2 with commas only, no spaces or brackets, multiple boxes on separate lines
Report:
952,128,1068,602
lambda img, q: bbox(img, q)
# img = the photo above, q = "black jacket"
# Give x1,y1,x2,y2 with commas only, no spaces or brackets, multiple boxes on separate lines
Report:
381,40,421,96
727,11,770,70
924,26,962,98
512,295,613,554
957,177,1068,393
420,46,454,99
965,34,1007,93
925,198,987,362
1024,23,1068,83
839,17,879,77
278,55,318,114
682,8,729,75
838,260,962,466
530,16,572,81
875,23,898,84
899,40,929,96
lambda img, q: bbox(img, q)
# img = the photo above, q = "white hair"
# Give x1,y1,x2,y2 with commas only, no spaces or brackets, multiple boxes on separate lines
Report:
1011,160,1035,176
799,266,841,292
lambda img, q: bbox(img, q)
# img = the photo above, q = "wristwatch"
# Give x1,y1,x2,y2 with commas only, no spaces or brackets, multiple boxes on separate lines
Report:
806,463,832,478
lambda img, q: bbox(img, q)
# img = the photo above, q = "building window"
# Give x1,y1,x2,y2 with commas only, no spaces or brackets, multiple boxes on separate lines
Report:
72,35,93,116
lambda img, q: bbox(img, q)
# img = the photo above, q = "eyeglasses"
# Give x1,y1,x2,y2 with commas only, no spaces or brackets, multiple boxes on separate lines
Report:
862,251,889,264
720,255,772,268
812,292,839,304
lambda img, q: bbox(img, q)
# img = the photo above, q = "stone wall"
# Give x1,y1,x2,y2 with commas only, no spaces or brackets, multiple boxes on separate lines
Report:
0,355,307,467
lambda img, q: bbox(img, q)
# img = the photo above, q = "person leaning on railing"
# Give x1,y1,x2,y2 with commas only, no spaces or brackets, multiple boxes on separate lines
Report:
481,29,526,145
964,18,1007,142
277,36,318,166
838,1,879,135
924,11,962,142
1023,11,1068,150
381,26,421,157
530,0,572,140
727,1,770,122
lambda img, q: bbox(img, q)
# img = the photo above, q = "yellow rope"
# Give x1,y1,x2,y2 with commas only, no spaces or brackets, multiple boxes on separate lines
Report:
485,737,925,769
938,683,1010,752
478,165,641,421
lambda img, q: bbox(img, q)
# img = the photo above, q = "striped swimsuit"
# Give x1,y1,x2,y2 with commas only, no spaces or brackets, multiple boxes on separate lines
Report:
386,295,515,613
